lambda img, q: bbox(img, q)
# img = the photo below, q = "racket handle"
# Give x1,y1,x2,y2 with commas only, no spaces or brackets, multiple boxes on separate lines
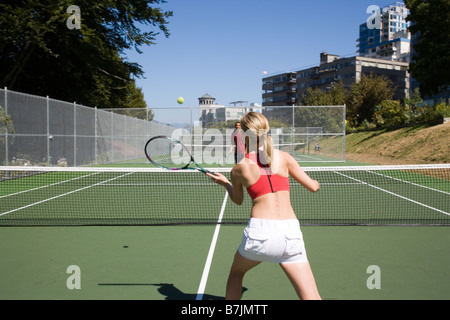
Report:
202,169,217,176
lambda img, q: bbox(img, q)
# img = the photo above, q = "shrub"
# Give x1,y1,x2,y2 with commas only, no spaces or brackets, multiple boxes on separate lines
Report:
374,100,408,128
415,102,450,125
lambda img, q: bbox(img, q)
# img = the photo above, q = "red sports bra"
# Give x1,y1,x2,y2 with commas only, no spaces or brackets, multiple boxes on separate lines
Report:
245,153,290,200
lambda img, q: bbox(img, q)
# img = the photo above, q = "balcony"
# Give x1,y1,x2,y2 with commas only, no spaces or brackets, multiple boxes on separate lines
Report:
310,72,319,80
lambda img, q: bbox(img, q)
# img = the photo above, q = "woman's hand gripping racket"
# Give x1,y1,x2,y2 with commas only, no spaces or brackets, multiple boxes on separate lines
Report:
144,136,216,175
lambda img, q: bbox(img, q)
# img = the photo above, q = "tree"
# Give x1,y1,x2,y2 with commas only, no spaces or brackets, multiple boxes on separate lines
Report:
301,81,347,106
347,74,395,126
403,87,423,111
0,105,14,163
405,0,450,97
299,82,348,133
0,105,14,138
302,87,334,106
121,81,154,120
0,0,172,109
373,100,408,128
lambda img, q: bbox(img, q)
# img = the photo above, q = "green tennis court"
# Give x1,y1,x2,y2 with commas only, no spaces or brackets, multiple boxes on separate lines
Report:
0,164,449,300
0,226,448,300
1,165,449,226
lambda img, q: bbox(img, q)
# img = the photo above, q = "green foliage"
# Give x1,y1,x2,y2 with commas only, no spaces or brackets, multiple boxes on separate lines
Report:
302,81,348,106
302,74,449,133
0,0,172,110
0,105,14,134
436,102,450,118
300,82,347,133
414,102,450,125
403,88,423,111
341,80,450,132
302,74,402,132
295,107,344,134
373,100,408,128
349,100,450,133
405,0,450,97
119,81,154,120
302,87,332,106
346,73,396,126
0,105,14,148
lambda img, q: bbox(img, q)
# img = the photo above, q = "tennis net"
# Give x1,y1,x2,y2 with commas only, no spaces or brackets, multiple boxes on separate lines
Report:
0,165,449,226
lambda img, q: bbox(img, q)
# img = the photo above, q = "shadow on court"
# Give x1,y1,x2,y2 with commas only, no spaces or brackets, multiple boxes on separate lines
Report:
97,283,207,300
97,283,248,300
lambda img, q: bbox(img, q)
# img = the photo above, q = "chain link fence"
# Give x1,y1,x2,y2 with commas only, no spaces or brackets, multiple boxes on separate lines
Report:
1,88,345,166
0,88,174,166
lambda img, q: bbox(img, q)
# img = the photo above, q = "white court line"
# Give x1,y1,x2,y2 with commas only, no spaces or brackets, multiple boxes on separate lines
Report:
103,183,214,186
367,170,450,195
0,172,100,199
196,192,228,300
334,171,450,216
0,172,133,217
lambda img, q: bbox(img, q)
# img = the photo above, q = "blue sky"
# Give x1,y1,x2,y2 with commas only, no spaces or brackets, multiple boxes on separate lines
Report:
125,0,404,123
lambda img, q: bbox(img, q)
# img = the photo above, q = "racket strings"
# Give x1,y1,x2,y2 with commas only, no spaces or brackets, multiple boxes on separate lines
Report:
146,138,191,169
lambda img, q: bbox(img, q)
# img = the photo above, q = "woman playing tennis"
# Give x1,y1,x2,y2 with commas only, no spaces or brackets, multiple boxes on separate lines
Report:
207,112,321,300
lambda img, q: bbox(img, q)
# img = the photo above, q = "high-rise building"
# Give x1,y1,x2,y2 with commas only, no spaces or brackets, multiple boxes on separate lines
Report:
357,2,410,62
262,3,412,106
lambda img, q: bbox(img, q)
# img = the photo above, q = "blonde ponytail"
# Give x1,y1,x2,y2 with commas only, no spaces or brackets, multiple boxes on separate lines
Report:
241,112,273,168
262,134,273,168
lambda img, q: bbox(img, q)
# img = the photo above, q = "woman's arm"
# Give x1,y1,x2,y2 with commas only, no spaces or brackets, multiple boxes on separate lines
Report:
286,153,320,192
207,168,244,205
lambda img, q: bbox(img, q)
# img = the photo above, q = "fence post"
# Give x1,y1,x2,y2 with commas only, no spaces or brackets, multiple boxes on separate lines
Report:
190,105,193,136
146,107,149,140
343,104,346,162
95,107,98,164
110,111,114,164
123,113,127,162
4,87,8,166
135,115,138,160
47,95,50,166
291,106,295,155
73,102,77,166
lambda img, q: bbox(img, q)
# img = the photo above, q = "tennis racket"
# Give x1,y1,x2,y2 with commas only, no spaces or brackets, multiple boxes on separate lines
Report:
144,135,215,175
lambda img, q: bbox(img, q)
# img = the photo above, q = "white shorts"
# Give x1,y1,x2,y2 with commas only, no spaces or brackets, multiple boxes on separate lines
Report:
238,218,308,264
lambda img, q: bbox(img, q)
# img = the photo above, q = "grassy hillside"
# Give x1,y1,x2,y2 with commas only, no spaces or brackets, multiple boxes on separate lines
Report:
343,122,450,165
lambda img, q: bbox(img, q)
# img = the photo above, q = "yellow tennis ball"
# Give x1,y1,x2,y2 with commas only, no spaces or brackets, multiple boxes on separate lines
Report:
177,97,184,104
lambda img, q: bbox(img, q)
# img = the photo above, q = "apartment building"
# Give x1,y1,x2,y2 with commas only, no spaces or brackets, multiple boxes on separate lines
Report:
262,2,411,106
358,2,411,62
261,72,297,106
262,52,410,106
297,53,410,100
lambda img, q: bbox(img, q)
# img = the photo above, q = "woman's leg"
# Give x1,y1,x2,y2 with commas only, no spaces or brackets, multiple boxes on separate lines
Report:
280,262,321,300
226,251,261,300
